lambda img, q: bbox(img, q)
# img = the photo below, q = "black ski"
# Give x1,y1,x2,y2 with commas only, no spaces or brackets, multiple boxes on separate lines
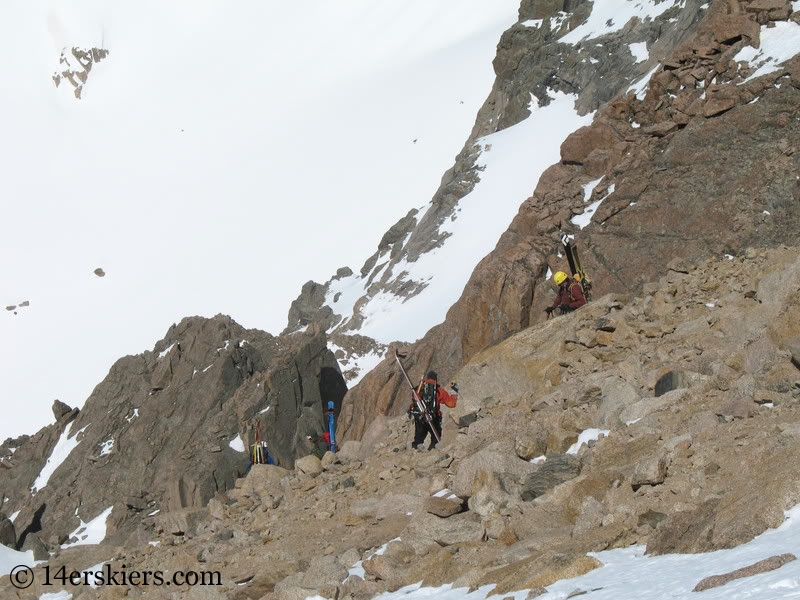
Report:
560,233,592,301
394,350,441,444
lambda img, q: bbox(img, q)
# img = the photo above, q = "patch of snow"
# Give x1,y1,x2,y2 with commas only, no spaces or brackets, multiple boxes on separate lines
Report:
582,178,603,203
734,21,800,81
9,510,20,523
202,364,214,373
99,438,114,456
31,423,89,493
330,342,386,386
125,408,139,423
355,91,593,344
530,455,546,464
259,406,272,415
545,267,553,280
628,65,660,100
764,402,775,408
0,543,37,576
589,56,599,64
229,434,246,453
725,254,735,260
148,540,161,546
628,42,649,63
157,343,175,360
550,11,571,32
522,19,543,28
62,506,113,548
148,509,160,516
706,302,716,308
39,593,73,600
571,187,612,230
560,0,681,44
566,429,609,454
625,418,642,425
764,210,771,215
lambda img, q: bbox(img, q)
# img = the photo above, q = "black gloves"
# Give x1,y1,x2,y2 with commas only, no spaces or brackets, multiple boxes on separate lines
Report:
544,306,555,314
559,304,571,312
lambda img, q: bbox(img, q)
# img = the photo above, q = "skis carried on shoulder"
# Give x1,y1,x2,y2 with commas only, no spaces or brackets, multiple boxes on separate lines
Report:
394,350,441,444
560,233,592,302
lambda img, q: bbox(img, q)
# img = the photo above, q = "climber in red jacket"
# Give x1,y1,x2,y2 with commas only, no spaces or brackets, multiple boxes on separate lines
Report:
408,371,457,450
545,271,587,315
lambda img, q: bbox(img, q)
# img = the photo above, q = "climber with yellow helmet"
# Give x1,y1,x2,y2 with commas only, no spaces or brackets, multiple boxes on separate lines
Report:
545,270,587,315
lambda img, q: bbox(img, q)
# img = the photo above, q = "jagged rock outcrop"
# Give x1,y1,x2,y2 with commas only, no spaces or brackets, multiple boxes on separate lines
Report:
6,247,800,600
335,0,800,441
52,47,109,99
0,315,345,555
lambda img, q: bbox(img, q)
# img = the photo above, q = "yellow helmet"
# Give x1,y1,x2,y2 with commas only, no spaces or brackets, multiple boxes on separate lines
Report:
553,271,569,286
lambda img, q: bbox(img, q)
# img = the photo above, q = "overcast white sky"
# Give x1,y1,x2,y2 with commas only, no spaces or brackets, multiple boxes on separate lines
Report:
0,0,521,441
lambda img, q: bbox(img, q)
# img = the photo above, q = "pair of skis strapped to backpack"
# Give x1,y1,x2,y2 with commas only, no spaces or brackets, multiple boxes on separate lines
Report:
394,350,441,444
560,233,592,302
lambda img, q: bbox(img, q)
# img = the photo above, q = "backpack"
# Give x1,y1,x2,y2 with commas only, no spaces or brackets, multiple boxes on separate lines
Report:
420,381,438,413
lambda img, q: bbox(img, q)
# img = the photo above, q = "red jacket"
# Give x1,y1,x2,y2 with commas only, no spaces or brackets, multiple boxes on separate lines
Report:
410,379,458,416
551,279,587,311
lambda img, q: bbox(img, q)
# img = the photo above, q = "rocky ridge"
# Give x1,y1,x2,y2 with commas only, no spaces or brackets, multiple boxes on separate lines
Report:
335,0,800,441
4,246,800,599
52,47,110,99
281,0,713,383
0,315,345,561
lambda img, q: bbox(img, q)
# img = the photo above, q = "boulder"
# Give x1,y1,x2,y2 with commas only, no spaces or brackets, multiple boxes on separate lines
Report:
468,471,517,517
646,500,719,555
786,336,800,369
452,442,537,497
693,553,796,591
704,97,736,118
0,517,15,547
598,376,640,427
631,454,669,489
156,508,208,536
244,464,289,494
520,454,581,501
294,455,323,478
402,513,485,550
51,400,73,421
479,551,602,594
425,496,463,518
301,555,348,591
711,14,761,44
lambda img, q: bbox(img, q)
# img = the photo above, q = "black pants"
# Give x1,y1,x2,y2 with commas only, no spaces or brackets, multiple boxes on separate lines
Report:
413,414,442,449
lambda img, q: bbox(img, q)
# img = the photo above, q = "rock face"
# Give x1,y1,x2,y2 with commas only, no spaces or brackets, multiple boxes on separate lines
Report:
335,0,799,442
282,0,713,387
2,248,800,599
0,315,345,552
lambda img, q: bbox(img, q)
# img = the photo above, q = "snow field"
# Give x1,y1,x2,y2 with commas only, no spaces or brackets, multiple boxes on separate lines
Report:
62,506,113,548
734,20,800,81
560,0,684,44
353,92,594,344
0,0,522,442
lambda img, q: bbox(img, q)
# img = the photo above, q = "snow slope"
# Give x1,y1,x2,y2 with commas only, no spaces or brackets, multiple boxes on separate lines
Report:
0,0,521,440
321,91,594,345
